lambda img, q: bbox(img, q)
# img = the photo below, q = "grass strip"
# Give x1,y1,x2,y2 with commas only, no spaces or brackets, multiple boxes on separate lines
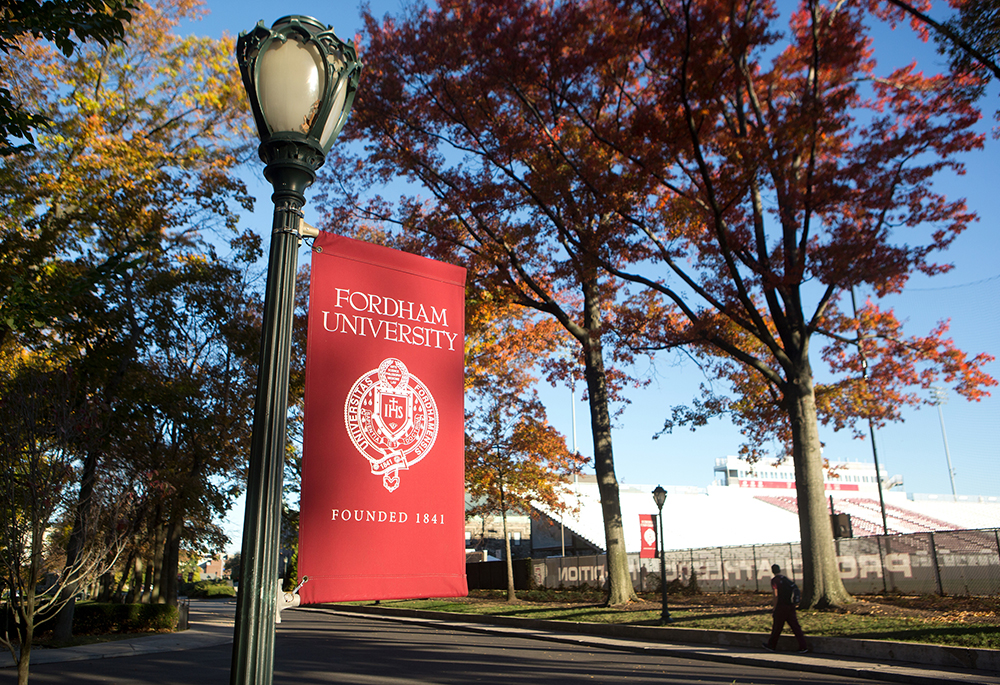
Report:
347,598,1000,650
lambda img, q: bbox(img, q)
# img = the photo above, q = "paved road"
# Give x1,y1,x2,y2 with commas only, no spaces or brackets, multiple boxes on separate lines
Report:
3,606,872,685
271,611,863,684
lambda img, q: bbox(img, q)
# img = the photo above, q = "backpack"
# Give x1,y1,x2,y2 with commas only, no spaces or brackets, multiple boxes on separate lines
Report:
777,575,801,607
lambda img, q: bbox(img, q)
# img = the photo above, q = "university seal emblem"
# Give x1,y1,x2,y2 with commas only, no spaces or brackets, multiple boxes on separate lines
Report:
344,357,439,492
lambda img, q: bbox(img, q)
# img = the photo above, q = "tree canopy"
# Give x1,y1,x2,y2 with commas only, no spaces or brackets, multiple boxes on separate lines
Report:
0,0,261,661
324,0,996,610
465,299,586,601
322,0,655,604
0,0,138,154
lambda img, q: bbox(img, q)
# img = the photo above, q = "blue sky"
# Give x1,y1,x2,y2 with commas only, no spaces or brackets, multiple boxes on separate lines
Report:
185,0,1000,549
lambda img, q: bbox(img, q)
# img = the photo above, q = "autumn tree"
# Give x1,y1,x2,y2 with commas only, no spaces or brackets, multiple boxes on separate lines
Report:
464,293,586,601
95,252,260,608
0,0,259,637
327,0,995,611
0,0,252,348
467,385,584,601
562,0,996,608
320,0,645,605
0,358,135,685
880,0,1000,88
0,0,137,154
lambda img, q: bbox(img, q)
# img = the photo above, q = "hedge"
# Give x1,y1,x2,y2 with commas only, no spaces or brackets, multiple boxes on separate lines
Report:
182,580,236,599
72,603,179,634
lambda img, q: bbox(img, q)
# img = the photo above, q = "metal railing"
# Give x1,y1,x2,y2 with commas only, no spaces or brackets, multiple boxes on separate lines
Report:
531,527,1000,596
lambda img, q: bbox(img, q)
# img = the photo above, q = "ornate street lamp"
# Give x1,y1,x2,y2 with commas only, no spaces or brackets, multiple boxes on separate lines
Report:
231,16,361,685
652,485,671,624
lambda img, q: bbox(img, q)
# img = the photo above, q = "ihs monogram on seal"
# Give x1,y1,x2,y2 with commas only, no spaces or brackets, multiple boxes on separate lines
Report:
344,357,440,492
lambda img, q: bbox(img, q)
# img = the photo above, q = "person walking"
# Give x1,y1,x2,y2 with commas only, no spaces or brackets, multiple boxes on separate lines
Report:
762,564,808,653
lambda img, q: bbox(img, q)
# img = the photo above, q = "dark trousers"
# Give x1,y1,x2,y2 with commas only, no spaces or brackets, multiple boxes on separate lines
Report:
767,604,807,650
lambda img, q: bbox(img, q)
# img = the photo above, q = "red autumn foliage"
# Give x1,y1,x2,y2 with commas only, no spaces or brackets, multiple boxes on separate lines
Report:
319,0,995,609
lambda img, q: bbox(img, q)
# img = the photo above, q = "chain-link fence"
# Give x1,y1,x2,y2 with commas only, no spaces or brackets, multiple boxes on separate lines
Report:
530,528,1000,595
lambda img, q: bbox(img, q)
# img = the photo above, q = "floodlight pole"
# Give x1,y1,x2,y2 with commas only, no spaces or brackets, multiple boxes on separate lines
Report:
851,289,890,534
931,386,958,499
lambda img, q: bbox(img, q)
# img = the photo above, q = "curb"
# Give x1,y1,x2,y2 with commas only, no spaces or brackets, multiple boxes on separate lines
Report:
322,604,1000,684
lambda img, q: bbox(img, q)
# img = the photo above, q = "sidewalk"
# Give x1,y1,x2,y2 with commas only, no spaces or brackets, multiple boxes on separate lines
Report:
4,600,999,685
0,599,235,669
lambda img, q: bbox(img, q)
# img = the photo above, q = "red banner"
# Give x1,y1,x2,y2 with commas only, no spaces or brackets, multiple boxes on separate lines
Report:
298,232,467,604
639,514,657,559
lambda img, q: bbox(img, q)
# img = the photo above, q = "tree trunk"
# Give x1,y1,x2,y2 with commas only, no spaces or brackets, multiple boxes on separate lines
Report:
114,548,137,600
52,348,133,636
150,518,166,604
52,446,99,641
160,516,183,607
126,555,144,604
786,355,852,609
16,524,43,685
501,508,516,602
16,602,32,685
580,289,635,605
96,571,113,602
141,555,154,603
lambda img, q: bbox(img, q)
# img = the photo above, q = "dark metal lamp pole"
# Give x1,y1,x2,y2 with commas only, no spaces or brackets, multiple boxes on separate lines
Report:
652,485,671,624
231,15,360,685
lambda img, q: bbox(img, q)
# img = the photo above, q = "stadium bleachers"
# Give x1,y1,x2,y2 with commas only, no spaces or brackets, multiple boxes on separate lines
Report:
528,473,1000,554
754,494,969,537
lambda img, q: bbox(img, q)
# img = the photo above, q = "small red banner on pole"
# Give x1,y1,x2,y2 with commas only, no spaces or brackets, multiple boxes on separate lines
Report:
639,514,657,559
298,233,468,604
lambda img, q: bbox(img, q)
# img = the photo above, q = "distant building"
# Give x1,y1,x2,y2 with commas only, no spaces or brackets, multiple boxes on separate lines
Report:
464,457,1000,561
528,506,605,558
199,555,228,580
463,483,605,561
464,511,532,561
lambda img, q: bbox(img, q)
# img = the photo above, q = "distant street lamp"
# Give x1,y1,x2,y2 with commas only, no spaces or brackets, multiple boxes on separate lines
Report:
231,15,360,685
651,485,671,624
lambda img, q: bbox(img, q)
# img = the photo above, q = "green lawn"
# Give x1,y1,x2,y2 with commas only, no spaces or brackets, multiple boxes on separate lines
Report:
344,590,1000,650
